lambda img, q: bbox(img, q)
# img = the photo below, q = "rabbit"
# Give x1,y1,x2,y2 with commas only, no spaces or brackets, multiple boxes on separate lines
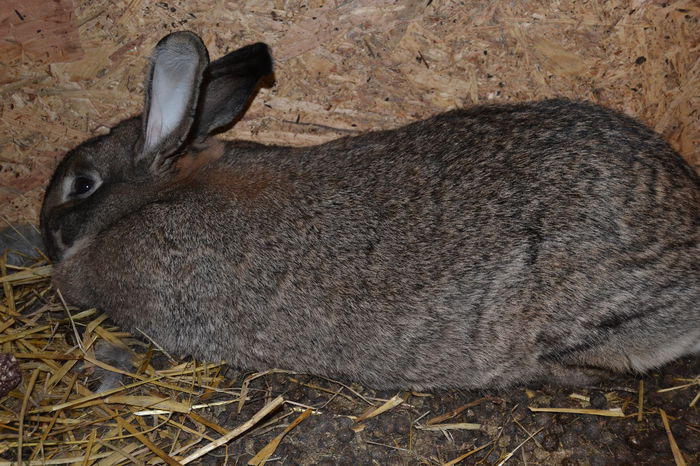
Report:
39,31,700,390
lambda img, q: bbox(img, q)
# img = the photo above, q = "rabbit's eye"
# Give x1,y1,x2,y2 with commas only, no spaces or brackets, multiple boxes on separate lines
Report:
72,176,94,196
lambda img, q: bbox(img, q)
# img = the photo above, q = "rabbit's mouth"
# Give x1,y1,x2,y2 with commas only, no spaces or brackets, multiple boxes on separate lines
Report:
40,193,86,263
39,205,76,263
40,213,96,264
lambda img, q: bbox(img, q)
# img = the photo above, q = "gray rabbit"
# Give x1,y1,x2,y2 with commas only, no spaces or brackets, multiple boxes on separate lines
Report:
39,31,699,390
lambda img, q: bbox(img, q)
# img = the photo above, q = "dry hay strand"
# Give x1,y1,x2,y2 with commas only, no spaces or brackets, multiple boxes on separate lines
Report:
0,260,309,465
353,393,405,423
527,406,625,417
660,408,688,466
442,441,493,466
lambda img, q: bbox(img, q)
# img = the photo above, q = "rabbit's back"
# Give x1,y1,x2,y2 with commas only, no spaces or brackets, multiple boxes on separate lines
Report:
53,99,700,389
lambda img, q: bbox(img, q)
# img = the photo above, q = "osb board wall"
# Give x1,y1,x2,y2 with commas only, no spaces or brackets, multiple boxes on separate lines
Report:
1,0,698,225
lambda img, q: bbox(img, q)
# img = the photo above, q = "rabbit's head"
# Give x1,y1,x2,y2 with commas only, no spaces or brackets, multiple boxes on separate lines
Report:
40,32,273,262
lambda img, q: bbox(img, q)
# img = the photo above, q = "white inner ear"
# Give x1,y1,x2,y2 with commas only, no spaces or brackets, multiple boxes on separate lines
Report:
144,47,200,153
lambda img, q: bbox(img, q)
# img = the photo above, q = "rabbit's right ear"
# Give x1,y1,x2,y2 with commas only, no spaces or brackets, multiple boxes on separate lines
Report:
139,31,209,172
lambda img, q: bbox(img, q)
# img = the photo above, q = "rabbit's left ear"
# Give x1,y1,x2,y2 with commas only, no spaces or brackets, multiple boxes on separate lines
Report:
191,42,273,142
139,31,209,172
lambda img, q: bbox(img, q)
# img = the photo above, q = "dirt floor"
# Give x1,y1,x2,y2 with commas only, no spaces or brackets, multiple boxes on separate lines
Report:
200,358,700,465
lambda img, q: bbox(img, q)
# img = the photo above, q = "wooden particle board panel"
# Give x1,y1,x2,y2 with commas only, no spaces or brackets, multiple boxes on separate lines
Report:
1,0,698,225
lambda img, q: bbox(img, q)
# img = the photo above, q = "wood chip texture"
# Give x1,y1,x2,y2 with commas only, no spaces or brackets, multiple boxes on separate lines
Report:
0,0,698,224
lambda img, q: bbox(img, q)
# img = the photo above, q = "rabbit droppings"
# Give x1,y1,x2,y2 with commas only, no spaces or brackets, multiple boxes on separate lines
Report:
40,31,700,390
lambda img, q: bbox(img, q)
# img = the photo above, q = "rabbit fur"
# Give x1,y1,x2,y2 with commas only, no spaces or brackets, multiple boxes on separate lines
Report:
40,31,700,390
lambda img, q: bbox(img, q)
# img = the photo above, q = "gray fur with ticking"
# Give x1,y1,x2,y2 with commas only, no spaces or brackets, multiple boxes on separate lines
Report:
40,31,700,390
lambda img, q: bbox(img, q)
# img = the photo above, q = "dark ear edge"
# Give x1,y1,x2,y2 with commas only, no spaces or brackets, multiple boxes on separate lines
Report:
192,42,273,141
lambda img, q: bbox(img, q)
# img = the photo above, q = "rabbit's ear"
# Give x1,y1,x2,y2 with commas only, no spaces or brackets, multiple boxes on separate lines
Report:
140,31,209,170
192,42,273,141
